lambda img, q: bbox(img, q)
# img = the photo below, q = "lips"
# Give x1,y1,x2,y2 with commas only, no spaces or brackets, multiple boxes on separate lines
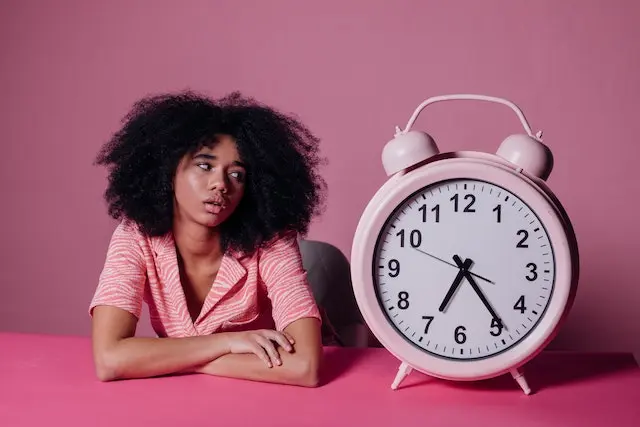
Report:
204,202,224,214
204,195,227,214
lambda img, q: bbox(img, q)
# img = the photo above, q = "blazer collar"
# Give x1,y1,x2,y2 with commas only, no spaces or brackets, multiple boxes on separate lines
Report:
151,232,248,328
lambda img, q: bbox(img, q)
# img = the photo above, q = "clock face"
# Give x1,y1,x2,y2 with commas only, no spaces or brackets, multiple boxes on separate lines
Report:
373,178,556,361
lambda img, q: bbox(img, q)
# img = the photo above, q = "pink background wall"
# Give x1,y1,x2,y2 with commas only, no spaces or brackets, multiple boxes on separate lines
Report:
1,1,639,359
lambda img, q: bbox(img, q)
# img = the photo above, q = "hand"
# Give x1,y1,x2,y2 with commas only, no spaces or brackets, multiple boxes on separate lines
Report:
454,257,505,329
223,329,295,368
413,248,495,284
438,256,472,313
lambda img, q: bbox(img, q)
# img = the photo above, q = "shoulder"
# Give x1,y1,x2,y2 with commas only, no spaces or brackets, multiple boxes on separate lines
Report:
258,230,301,258
253,231,306,281
110,219,146,243
106,219,155,257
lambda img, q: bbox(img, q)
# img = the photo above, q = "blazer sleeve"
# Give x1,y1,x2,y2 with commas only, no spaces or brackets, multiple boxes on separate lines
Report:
89,221,147,319
259,231,322,331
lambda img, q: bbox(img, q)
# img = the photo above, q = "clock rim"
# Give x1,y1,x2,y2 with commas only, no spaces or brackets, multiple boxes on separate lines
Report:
351,156,578,381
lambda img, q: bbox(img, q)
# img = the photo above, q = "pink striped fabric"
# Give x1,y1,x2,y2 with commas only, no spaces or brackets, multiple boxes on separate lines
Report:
89,221,321,337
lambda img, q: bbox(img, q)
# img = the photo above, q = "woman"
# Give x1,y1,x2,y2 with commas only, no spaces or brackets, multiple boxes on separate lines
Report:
90,91,326,387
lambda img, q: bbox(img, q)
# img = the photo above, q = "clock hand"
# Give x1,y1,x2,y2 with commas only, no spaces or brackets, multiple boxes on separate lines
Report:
413,247,495,284
456,258,505,328
438,256,472,313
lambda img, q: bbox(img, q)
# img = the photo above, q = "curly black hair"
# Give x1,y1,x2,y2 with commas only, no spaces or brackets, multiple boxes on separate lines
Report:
95,90,327,254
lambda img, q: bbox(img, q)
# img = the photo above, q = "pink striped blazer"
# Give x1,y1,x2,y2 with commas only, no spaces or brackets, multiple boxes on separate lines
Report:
89,221,321,337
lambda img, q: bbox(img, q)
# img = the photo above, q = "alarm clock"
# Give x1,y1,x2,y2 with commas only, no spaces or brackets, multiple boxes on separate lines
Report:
350,94,579,394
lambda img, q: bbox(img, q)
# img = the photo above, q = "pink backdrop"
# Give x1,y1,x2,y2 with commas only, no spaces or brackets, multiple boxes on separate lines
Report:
1,0,639,360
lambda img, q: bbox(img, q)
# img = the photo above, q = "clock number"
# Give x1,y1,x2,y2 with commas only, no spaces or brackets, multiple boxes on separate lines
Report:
514,295,527,313
388,259,400,277
490,318,503,336
422,316,434,334
526,263,538,281
419,204,440,222
516,229,529,248
450,194,476,213
493,204,502,223
396,229,422,248
419,204,427,222
398,291,410,310
454,326,467,344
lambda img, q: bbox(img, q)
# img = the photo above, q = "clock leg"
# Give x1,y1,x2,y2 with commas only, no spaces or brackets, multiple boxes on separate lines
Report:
510,368,532,395
391,362,413,390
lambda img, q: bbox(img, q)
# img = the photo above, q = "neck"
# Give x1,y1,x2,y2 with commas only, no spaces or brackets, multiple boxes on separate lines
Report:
172,215,223,264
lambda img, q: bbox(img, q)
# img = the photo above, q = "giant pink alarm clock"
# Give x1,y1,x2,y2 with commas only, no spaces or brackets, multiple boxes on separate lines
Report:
350,94,579,394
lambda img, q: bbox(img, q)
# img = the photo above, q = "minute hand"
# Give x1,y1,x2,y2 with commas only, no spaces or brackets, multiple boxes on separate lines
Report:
413,248,495,284
462,268,503,326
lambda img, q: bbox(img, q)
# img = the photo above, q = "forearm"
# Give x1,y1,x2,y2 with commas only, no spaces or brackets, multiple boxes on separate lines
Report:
198,347,320,387
96,334,230,381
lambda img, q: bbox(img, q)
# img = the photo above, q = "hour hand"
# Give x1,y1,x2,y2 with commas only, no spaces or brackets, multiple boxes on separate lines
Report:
438,256,472,313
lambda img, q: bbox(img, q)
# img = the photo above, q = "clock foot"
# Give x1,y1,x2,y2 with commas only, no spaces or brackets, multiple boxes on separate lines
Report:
510,368,531,395
391,362,413,390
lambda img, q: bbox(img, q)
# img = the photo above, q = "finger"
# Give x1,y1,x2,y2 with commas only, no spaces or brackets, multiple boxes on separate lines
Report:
258,330,293,352
284,332,295,345
255,335,281,366
251,342,273,368
270,331,294,352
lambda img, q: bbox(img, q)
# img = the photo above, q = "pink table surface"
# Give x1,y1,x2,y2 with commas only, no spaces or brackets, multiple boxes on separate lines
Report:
0,332,639,426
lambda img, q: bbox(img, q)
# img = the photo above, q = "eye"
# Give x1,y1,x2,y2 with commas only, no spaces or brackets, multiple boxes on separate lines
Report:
197,163,212,171
229,171,245,182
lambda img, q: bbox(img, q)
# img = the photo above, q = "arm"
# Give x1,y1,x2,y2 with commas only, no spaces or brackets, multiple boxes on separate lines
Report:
92,306,298,382
197,317,322,387
92,305,231,381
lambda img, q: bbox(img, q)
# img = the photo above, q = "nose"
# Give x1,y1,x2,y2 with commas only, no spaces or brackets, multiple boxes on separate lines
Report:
208,169,228,193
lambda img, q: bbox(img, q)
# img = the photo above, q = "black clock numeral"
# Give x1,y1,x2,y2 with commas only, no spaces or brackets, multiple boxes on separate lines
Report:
514,295,527,313
398,291,410,310
516,229,529,248
526,263,538,281
454,325,467,344
419,204,440,222
422,315,434,334
388,259,400,277
464,194,476,212
493,204,502,223
490,318,503,336
396,229,422,248
450,194,458,211
450,194,476,213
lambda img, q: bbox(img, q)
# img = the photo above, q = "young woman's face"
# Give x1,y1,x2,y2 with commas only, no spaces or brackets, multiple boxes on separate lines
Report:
173,135,246,229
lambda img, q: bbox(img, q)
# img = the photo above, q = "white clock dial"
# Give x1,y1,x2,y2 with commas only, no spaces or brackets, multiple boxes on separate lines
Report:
374,179,555,360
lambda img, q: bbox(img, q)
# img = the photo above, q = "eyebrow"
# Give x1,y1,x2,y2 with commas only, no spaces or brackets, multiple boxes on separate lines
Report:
194,153,246,168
